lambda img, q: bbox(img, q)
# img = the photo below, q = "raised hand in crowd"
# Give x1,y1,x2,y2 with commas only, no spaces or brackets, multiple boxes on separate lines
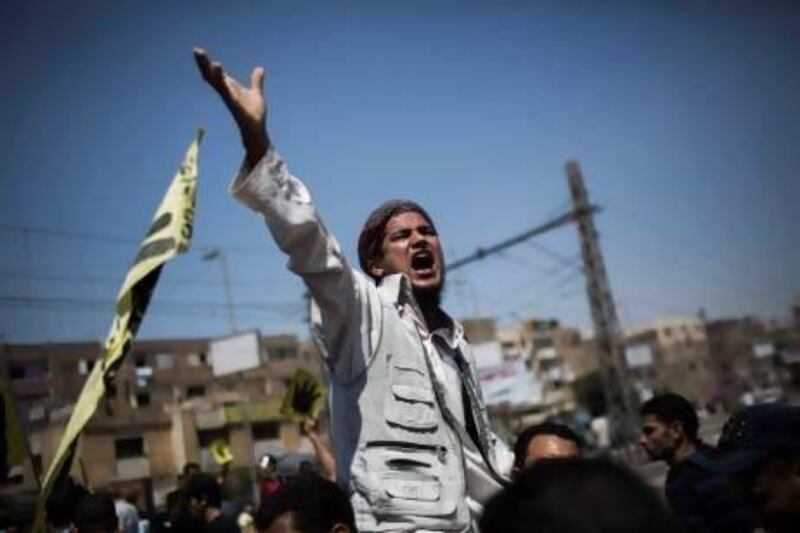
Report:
302,417,337,482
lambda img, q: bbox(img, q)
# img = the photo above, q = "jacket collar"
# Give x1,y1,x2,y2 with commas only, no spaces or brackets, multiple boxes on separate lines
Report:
377,273,463,347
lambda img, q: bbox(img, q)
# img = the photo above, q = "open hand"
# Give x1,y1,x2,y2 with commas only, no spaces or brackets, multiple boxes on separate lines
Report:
193,47,269,166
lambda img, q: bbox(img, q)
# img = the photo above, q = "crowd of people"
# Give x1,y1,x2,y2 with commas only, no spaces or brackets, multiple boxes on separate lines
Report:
44,399,800,533
38,47,800,533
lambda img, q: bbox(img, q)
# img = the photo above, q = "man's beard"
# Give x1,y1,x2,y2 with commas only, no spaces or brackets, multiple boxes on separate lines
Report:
413,278,444,310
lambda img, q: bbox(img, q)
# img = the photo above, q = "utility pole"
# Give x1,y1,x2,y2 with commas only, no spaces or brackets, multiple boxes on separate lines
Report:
565,161,638,446
202,249,238,333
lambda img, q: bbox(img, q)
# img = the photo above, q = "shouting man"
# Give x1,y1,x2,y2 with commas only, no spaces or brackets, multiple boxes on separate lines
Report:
194,49,512,532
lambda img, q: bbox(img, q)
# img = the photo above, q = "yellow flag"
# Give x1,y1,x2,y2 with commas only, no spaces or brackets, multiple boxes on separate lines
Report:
33,131,203,531
280,369,326,422
210,439,233,466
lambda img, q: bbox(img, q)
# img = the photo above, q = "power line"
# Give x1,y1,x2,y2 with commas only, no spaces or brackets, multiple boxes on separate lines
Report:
480,255,584,314
0,270,275,288
0,295,302,316
0,223,265,254
525,240,577,268
448,204,599,271
601,204,782,299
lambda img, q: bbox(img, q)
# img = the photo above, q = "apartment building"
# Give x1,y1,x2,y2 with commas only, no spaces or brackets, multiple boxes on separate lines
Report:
625,317,716,405
2,333,324,509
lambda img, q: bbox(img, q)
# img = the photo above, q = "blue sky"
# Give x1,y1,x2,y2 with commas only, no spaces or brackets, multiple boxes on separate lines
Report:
1,1,798,343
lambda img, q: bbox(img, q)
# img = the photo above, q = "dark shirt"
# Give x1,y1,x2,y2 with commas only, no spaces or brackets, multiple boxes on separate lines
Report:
665,446,752,533
165,488,204,533
204,513,239,533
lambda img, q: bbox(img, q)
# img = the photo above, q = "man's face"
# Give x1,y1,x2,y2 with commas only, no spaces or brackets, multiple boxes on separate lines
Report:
370,211,444,296
184,465,200,481
523,435,580,468
735,455,800,531
639,415,680,461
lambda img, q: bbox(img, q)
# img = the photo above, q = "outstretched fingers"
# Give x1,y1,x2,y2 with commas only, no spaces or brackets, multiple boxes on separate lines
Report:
193,47,233,99
250,66,265,93
193,47,216,81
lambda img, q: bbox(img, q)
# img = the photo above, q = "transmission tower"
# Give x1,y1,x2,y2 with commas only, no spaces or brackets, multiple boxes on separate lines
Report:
565,161,639,446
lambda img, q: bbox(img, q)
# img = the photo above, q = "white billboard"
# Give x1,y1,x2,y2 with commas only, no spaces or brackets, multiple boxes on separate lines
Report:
753,342,774,359
209,330,261,376
625,344,654,368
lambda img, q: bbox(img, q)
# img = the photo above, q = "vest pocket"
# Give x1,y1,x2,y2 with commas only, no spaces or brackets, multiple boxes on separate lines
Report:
385,361,438,432
385,384,437,431
356,442,457,518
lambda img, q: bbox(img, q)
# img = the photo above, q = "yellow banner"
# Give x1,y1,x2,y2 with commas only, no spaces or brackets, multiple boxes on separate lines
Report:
33,131,203,531
279,369,326,422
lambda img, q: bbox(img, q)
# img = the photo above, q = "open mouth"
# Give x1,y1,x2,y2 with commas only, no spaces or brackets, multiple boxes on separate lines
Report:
411,250,436,275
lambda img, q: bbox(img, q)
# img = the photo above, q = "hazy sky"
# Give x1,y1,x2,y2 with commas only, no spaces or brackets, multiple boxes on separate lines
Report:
1,1,798,343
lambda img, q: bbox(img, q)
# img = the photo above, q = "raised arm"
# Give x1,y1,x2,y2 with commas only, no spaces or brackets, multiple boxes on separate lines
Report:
302,417,337,482
193,49,381,380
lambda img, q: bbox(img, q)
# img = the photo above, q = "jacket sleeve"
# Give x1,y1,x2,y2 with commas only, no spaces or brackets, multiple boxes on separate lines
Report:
230,147,382,381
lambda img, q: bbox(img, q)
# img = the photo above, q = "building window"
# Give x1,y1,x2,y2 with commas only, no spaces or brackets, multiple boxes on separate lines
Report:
186,385,206,398
78,359,95,375
135,392,151,408
186,352,207,367
197,428,229,448
28,404,46,422
115,437,145,459
32,454,43,478
273,346,298,360
8,360,49,380
155,352,174,370
252,421,281,440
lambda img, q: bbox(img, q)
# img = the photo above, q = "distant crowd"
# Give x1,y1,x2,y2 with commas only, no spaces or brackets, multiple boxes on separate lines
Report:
42,396,799,533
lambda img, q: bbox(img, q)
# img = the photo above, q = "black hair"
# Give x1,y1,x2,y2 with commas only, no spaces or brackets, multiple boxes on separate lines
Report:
640,393,700,442
182,462,201,476
74,492,119,533
186,472,222,508
357,199,436,281
513,422,582,468
480,458,681,533
46,476,90,528
255,473,356,533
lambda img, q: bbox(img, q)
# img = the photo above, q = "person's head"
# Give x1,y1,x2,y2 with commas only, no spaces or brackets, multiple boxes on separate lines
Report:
258,453,278,478
699,404,800,532
186,472,222,520
639,393,699,463
512,422,581,474
358,200,444,304
255,473,356,533
73,493,119,533
182,462,201,479
480,457,681,533
46,476,90,530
